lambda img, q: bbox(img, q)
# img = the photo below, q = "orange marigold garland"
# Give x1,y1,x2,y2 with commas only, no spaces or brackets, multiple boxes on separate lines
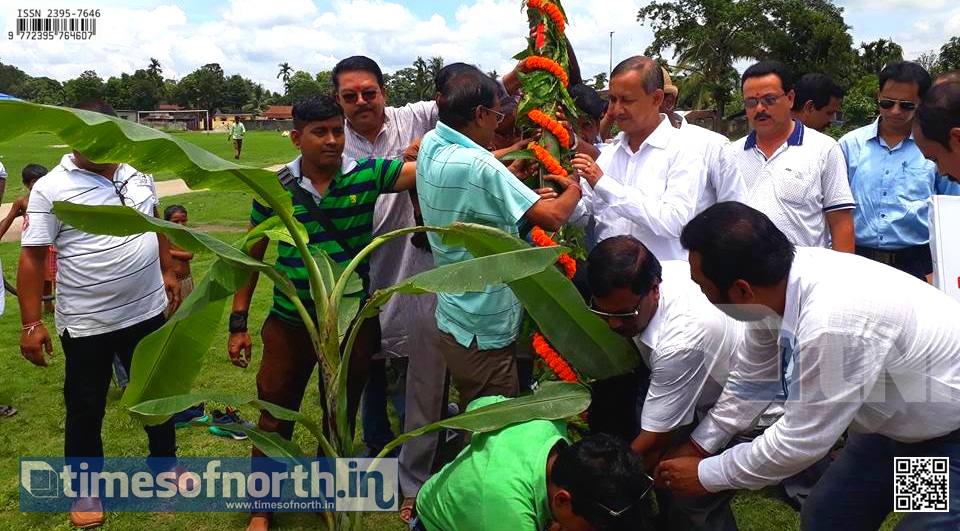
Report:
528,142,567,177
523,56,569,88
530,226,576,280
527,0,565,34
527,108,570,148
532,332,578,382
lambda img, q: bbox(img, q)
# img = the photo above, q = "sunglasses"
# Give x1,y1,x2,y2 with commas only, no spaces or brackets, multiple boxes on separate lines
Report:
744,93,786,109
339,89,380,105
878,98,916,111
591,472,655,518
588,297,642,319
113,174,140,207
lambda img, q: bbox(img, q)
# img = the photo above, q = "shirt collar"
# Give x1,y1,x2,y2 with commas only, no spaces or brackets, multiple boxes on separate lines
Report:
288,155,358,199
60,154,127,182
871,117,916,149
434,121,487,150
637,291,664,350
617,114,673,154
345,110,390,144
744,119,805,150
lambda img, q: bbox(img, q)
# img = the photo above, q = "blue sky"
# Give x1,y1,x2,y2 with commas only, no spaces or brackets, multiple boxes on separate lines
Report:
2,0,957,93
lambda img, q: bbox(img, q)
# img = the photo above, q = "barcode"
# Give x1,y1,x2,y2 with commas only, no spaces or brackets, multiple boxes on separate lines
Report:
15,17,97,34
894,457,950,513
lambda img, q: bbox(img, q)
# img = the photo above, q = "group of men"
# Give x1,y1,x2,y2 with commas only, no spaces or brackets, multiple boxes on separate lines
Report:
11,42,960,531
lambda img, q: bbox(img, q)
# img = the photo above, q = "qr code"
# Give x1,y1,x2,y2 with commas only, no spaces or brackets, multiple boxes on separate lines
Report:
894,457,950,512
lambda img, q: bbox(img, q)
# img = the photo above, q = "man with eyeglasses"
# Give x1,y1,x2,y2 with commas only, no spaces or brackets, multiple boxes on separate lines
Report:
16,100,182,529
415,401,651,531
569,56,706,261
839,61,960,281
733,61,855,252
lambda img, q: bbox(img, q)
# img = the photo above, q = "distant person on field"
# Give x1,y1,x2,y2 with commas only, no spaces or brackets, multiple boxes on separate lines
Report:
790,73,845,132
0,164,56,312
163,204,194,317
229,115,246,159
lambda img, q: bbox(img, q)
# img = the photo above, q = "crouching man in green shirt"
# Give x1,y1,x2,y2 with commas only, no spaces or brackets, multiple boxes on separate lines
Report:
415,396,652,531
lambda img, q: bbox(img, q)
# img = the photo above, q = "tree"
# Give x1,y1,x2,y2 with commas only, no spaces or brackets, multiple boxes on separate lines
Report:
148,58,162,78
638,0,770,116
243,83,273,115
589,72,607,91
384,67,419,107
915,50,941,78
0,61,30,96
859,38,903,76
277,62,293,91
939,37,960,73
764,0,859,87
840,74,878,128
19,76,64,105
315,70,334,96
221,74,251,112
176,63,225,129
62,70,105,106
282,71,322,105
104,74,133,109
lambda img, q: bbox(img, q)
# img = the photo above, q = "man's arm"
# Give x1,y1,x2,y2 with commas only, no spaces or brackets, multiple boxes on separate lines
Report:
227,233,268,369
0,196,26,240
154,207,182,312
523,174,581,231
169,248,194,261
18,246,53,366
392,161,417,192
825,209,855,253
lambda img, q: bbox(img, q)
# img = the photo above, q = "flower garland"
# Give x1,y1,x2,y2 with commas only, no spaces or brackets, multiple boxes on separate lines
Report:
527,0,566,34
530,227,576,280
528,141,567,177
523,56,569,88
532,332,578,382
527,108,571,148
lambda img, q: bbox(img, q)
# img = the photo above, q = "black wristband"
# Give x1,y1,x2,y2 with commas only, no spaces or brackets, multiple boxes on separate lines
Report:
228,311,249,333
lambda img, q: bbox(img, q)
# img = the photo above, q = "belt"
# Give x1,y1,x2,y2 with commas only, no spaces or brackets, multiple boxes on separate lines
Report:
855,245,929,267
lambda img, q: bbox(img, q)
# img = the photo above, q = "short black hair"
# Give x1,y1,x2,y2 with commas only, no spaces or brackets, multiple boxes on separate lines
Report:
792,73,845,111
435,62,480,94
741,60,795,93
73,100,118,117
291,95,344,131
879,61,932,99
610,56,663,95
234,115,240,121
937,71,960,85
570,83,606,122
163,204,187,221
332,56,384,91
437,69,498,130
680,202,795,292
552,434,652,531
22,163,48,185
918,81,960,150
587,235,663,299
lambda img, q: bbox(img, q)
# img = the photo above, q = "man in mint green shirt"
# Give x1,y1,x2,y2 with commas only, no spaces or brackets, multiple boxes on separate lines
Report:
229,115,246,159
416,66,581,408
416,396,651,531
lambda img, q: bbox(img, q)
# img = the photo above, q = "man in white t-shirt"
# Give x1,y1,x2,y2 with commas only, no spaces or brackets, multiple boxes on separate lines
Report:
16,101,182,529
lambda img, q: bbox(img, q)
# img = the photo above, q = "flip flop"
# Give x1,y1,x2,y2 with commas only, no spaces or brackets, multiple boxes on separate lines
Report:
399,497,416,525
0,405,17,418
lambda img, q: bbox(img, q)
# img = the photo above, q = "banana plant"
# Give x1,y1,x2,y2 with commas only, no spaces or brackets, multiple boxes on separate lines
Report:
0,99,638,530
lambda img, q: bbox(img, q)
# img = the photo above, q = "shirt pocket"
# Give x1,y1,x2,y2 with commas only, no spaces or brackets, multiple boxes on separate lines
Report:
774,166,817,206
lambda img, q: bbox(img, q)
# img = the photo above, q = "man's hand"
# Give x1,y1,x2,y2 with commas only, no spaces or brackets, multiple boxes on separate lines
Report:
655,456,709,496
571,153,603,187
228,332,253,368
543,173,580,193
163,269,181,315
662,440,708,461
20,324,54,367
533,187,558,200
508,159,537,181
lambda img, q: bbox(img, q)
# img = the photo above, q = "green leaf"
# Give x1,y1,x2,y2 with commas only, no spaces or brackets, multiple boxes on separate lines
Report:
441,224,639,380
377,382,590,457
0,100,290,208
243,214,307,252
499,148,536,162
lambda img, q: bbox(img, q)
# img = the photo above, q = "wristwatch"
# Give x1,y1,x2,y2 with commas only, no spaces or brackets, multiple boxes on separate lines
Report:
228,311,249,333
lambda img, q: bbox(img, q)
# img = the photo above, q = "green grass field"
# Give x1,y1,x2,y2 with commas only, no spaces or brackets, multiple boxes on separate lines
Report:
0,131,901,530
0,131,299,202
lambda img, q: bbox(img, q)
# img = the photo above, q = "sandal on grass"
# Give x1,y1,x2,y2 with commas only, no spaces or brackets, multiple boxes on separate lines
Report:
399,497,416,524
0,406,16,418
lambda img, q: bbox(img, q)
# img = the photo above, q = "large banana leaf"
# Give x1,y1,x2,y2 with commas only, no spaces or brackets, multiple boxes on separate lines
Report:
439,223,638,380
0,100,288,206
376,381,590,458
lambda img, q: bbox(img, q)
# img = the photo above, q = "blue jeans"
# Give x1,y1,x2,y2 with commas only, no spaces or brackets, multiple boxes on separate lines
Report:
802,431,960,530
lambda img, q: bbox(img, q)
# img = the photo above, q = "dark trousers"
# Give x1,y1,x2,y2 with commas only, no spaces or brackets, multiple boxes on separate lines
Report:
61,313,176,471
855,245,932,281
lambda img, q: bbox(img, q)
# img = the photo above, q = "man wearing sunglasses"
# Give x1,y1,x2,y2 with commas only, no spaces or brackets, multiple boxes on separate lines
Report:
733,61,855,253
840,61,960,281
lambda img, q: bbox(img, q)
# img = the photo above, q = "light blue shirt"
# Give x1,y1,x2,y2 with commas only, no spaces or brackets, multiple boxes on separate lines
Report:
417,122,540,349
840,119,960,249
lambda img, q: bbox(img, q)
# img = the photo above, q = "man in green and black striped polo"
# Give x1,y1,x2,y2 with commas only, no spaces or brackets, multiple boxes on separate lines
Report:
225,95,417,531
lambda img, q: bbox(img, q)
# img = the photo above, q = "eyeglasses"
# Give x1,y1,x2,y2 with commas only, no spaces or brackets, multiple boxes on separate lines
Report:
744,93,786,109
591,472,655,518
479,106,506,125
878,98,916,111
588,297,642,319
339,89,380,105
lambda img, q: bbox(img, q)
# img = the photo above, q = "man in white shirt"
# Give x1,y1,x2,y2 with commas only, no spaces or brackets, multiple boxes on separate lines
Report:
587,235,743,529
659,67,746,214
733,61,855,251
658,201,960,529
569,56,706,261
17,101,182,529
